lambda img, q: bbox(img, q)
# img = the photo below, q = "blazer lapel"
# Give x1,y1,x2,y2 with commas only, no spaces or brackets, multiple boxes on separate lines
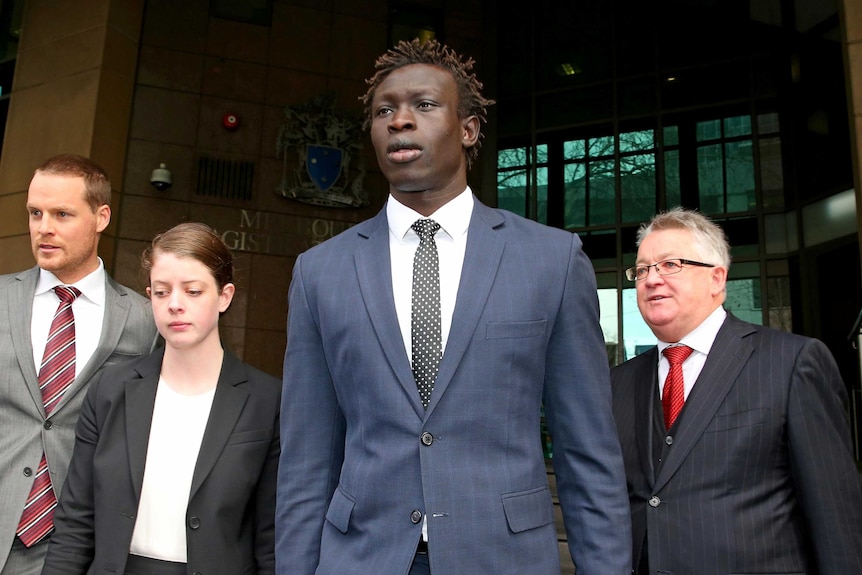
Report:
634,348,661,485
425,201,505,414
76,275,133,388
653,314,755,490
189,353,249,499
354,209,424,416
124,351,163,500
9,268,41,411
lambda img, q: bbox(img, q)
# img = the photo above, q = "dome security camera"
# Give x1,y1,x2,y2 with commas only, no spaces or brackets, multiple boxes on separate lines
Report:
150,163,172,191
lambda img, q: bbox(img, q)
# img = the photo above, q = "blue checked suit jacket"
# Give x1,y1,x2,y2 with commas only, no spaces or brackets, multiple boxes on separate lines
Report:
276,198,631,575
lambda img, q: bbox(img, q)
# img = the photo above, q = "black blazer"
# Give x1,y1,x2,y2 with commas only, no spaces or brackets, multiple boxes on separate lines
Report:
41,349,281,575
611,313,862,575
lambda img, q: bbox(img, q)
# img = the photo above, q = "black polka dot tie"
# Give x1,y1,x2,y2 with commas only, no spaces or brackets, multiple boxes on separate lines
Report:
411,219,441,408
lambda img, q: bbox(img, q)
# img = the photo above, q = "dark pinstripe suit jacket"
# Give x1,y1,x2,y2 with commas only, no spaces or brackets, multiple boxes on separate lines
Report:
611,312,862,575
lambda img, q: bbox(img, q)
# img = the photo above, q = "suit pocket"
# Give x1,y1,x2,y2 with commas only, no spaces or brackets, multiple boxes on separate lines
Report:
486,319,547,339
226,428,272,445
704,408,765,433
501,485,554,533
325,486,355,534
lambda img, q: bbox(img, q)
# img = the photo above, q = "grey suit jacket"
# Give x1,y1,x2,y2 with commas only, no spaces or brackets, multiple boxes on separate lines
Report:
611,313,862,574
276,198,631,575
41,349,281,575
0,266,157,571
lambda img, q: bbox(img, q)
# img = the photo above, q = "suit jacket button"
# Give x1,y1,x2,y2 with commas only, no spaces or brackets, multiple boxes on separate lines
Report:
649,496,661,507
420,432,433,446
23,467,32,477
665,435,673,445
411,510,423,524
188,516,201,529
44,420,53,430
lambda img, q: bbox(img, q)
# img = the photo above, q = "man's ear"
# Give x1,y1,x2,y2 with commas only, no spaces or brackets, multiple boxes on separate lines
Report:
96,204,111,234
710,265,728,297
462,115,480,149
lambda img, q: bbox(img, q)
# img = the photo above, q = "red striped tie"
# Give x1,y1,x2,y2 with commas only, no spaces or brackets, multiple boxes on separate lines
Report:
17,286,81,547
662,345,693,430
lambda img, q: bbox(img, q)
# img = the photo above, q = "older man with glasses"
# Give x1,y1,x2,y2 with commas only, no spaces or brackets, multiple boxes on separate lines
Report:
612,206,862,575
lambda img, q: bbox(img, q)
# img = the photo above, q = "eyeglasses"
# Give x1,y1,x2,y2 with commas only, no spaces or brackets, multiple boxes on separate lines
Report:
625,258,715,282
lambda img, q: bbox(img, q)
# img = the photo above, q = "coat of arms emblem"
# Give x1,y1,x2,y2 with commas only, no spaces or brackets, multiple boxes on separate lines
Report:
275,92,367,208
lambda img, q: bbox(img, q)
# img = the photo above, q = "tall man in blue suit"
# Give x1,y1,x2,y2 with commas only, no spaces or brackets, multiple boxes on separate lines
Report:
612,207,862,574
276,39,631,575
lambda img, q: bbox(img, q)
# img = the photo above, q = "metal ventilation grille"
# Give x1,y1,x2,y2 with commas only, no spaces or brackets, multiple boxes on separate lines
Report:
196,156,255,201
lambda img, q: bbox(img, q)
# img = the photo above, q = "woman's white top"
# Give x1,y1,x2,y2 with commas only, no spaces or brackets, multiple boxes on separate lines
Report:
129,376,216,562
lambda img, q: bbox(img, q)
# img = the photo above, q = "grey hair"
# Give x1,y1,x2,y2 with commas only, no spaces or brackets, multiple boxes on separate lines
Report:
636,207,731,269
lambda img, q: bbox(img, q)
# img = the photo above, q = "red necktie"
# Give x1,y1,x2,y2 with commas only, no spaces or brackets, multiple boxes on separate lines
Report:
661,345,693,430
17,286,81,547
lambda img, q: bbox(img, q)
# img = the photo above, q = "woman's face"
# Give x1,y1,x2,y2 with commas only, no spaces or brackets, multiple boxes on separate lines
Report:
146,252,234,351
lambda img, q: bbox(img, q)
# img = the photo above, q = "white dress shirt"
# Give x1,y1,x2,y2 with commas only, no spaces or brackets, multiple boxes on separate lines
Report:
387,188,473,364
656,306,727,400
31,260,107,379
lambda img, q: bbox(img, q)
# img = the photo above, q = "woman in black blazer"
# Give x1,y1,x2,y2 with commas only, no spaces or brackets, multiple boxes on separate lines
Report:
41,222,280,575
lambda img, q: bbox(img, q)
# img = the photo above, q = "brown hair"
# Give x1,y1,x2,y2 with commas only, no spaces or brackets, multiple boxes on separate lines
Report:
141,222,235,291
34,154,111,212
360,38,495,169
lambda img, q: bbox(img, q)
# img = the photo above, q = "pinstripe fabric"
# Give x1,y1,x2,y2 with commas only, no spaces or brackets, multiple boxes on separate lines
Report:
17,286,81,547
611,313,862,575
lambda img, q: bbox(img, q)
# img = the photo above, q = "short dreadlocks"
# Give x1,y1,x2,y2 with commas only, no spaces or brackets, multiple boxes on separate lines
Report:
361,38,495,169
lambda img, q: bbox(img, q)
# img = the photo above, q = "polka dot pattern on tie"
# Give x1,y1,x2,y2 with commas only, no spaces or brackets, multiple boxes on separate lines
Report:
411,219,442,408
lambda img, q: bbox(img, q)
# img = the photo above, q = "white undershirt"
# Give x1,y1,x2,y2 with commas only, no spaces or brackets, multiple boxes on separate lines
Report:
656,306,727,400
129,377,216,562
387,188,472,363
32,261,106,379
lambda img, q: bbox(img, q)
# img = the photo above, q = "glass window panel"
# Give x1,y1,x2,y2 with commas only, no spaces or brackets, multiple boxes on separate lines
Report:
536,143,549,164
725,141,755,212
564,139,585,160
696,119,721,142
723,115,752,137
697,144,724,213
497,147,527,168
724,278,762,325
621,152,656,223
663,125,679,146
589,160,616,225
760,137,784,209
497,170,527,217
767,276,793,332
757,112,780,134
536,167,549,225
564,163,587,228
619,130,654,153
589,136,615,158
598,287,620,366
622,287,655,360
665,149,681,207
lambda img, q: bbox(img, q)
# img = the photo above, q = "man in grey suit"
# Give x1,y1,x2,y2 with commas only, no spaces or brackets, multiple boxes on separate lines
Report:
612,207,862,574
0,154,157,575
275,39,631,575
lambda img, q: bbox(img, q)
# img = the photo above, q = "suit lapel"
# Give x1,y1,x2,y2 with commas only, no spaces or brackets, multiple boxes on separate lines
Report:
653,315,755,490
426,201,504,414
76,276,132,388
9,268,41,411
190,353,249,498
124,351,163,500
633,348,661,485
354,209,424,416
